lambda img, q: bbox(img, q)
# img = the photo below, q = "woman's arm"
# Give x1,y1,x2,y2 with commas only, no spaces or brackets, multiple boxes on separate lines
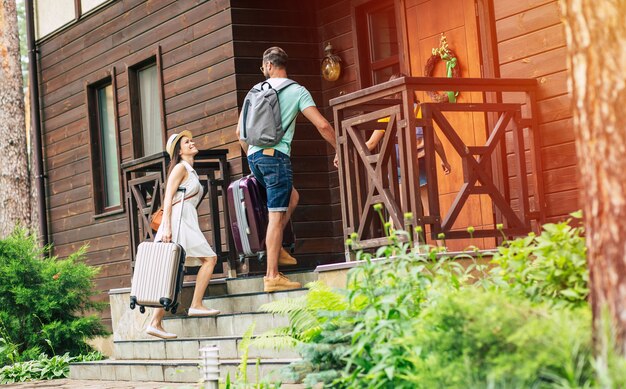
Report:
334,129,385,168
366,130,385,151
434,134,451,175
160,164,187,242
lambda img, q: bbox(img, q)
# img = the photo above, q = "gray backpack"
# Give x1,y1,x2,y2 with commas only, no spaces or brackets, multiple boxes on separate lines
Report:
240,79,297,147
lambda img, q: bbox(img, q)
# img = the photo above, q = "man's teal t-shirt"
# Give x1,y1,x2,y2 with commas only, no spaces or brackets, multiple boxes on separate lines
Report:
246,77,315,157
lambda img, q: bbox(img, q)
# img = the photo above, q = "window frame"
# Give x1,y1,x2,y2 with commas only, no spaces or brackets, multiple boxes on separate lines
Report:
127,46,167,160
352,0,407,88
86,67,124,217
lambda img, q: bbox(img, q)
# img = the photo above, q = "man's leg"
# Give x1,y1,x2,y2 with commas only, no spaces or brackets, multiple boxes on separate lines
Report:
266,211,285,279
282,188,299,230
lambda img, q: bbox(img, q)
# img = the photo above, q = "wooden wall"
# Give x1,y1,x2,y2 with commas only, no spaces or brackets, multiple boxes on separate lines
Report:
230,0,344,266
36,0,578,328
39,0,236,328
493,0,578,222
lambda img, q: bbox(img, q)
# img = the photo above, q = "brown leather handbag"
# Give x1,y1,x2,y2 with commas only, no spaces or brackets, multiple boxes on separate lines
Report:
150,190,198,231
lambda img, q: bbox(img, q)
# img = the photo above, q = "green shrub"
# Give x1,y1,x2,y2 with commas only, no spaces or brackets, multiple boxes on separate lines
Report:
0,350,104,384
490,211,588,307
258,207,594,388
0,353,72,384
0,229,108,364
403,288,594,388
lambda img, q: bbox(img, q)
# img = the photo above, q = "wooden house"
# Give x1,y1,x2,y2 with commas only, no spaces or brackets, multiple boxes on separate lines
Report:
29,0,576,329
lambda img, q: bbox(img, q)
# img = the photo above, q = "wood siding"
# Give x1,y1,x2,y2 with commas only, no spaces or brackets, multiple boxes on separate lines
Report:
36,0,579,328
39,0,236,328
493,0,578,221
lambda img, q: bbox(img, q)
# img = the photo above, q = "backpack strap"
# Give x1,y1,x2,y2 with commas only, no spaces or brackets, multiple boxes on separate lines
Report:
274,79,298,93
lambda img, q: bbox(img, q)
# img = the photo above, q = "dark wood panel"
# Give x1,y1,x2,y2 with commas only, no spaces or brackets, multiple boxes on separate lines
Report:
543,165,579,193
165,74,234,114
47,144,90,171
43,106,84,134
46,157,91,182
499,46,567,78
48,185,92,209
164,58,236,99
46,130,89,158
44,118,83,145
495,1,561,41
493,0,554,20
537,94,572,123
48,198,92,221
165,90,238,129
544,189,580,217
52,218,128,246
540,117,574,147
541,141,577,171
162,28,233,72
498,23,565,65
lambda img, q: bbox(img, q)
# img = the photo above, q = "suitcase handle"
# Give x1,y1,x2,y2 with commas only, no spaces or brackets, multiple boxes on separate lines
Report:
175,187,187,245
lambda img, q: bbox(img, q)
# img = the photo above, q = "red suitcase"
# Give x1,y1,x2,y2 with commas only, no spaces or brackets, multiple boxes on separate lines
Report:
227,175,295,263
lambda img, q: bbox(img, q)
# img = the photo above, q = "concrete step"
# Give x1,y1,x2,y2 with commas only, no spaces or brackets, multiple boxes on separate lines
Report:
114,335,299,360
201,287,308,314
116,311,289,341
226,271,318,294
70,358,299,384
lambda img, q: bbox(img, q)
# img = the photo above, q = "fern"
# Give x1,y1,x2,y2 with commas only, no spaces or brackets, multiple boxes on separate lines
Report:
237,322,256,384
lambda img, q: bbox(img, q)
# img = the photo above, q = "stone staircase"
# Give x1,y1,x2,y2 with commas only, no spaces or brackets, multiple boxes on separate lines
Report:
70,271,318,385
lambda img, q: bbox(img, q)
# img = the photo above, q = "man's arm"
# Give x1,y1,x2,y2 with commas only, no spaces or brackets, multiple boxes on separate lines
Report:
301,106,336,149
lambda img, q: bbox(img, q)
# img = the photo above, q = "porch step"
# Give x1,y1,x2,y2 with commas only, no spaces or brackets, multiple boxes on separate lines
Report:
201,287,308,314
225,270,318,294
113,335,299,360
116,311,289,341
70,358,299,383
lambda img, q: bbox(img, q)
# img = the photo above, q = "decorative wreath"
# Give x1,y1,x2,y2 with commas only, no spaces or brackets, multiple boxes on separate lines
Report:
424,34,460,103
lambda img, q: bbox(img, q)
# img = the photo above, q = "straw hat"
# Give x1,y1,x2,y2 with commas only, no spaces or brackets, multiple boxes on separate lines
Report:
166,130,192,159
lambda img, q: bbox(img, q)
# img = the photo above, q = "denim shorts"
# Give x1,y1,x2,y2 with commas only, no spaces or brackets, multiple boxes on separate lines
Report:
247,149,293,212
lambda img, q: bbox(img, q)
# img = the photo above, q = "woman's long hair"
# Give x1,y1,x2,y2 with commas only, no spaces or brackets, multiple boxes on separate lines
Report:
167,140,182,176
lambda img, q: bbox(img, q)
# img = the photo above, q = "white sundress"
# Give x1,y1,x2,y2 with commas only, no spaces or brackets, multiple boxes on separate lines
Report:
154,160,216,266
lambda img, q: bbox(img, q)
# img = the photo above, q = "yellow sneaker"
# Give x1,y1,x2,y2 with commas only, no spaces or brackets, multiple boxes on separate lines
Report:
264,273,301,292
278,247,297,266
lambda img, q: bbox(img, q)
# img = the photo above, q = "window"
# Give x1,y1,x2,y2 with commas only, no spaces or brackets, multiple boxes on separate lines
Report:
80,0,108,13
356,0,401,87
128,57,165,158
87,78,122,214
34,0,111,39
34,0,76,39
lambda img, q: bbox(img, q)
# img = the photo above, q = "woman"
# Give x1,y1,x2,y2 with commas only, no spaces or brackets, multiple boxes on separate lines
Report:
146,131,220,339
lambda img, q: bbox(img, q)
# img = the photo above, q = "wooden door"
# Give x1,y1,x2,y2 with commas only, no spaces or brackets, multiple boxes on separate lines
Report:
404,0,495,249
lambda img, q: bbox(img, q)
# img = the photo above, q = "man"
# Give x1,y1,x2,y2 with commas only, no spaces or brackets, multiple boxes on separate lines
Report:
236,47,337,292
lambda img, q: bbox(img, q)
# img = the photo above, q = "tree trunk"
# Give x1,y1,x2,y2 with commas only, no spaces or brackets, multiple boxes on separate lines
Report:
560,0,626,351
0,0,31,237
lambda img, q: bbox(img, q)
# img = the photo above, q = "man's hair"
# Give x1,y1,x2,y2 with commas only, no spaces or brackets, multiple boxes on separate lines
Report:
262,47,288,69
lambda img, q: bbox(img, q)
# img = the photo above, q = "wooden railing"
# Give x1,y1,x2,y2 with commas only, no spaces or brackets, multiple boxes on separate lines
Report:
330,76,545,253
121,150,236,276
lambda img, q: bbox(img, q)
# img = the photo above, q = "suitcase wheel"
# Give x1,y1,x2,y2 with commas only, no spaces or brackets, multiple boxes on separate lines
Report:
171,304,178,314
238,254,245,263
257,252,266,263
139,306,146,314
129,297,136,310
130,301,136,310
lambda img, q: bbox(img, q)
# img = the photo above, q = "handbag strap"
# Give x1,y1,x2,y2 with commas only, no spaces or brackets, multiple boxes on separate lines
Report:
175,187,186,245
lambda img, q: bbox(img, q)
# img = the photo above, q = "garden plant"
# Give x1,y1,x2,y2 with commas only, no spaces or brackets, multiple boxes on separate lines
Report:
0,228,107,383
254,208,623,388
